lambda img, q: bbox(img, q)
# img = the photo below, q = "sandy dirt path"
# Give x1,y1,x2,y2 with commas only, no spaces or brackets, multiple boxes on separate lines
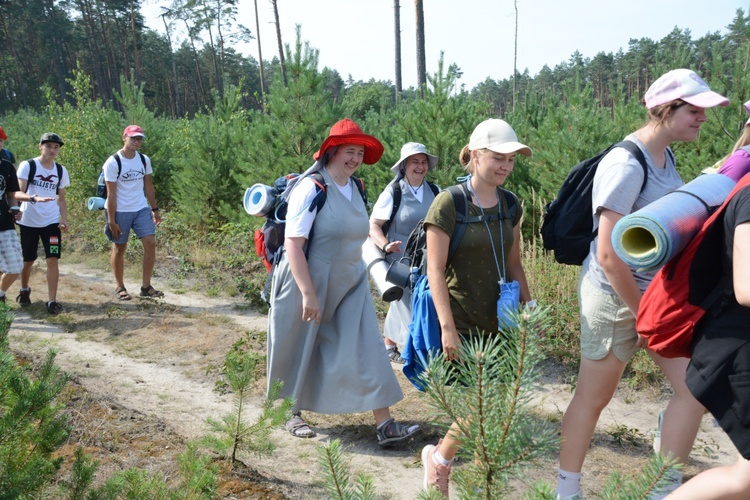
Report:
7,262,738,498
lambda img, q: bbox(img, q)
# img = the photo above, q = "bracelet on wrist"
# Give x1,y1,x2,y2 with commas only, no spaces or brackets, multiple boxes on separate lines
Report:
151,207,159,212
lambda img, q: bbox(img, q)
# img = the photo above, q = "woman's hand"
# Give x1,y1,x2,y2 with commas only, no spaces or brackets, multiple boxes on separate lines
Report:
383,239,402,254
441,326,461,361
301,291,321,325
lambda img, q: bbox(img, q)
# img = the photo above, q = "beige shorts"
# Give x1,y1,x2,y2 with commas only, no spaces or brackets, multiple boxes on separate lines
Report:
579,276,638,363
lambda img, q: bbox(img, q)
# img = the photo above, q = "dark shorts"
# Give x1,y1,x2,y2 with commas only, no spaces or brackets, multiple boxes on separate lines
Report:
686,306,750,459
104,208,155,245
19,223,62,261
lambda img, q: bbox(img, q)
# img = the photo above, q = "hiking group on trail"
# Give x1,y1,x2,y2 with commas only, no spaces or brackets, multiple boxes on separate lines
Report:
258,68,750,500
0,124,163,314
4,66,750,499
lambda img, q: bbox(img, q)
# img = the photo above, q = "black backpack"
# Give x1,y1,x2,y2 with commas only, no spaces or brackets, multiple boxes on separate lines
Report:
25,159,63,194
540,140,668,265
96,152,146,199
253,171,369,303
402,182,518,275
381,178,440,237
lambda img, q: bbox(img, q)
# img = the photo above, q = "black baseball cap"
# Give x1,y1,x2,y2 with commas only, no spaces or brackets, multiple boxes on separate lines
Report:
39,132,64,146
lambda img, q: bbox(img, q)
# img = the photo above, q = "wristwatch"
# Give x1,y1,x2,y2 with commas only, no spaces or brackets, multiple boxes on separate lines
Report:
151,207,159,212
30,195,36,204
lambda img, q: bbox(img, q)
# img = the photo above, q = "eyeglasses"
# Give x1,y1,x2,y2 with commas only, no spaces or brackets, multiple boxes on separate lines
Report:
128,136,144,142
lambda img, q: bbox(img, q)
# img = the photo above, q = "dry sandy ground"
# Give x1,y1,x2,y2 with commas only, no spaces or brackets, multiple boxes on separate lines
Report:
6,261,738,498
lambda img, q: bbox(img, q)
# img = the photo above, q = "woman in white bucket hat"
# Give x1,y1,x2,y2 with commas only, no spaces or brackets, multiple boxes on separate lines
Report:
369,142,440,363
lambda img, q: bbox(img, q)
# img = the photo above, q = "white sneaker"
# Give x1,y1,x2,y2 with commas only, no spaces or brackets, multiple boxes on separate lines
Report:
556,489,584,500
653,409,665,454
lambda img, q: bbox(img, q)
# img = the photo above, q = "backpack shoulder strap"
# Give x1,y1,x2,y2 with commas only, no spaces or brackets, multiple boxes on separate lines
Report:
615,140,649,192
390,181,402,221
381,179,402,236
446,183,519,264
446,184,470,263
54,162,63,194
113,153,123,179
426,181,439,196
137,151,147,168
351,175,369,208
25,159,36,193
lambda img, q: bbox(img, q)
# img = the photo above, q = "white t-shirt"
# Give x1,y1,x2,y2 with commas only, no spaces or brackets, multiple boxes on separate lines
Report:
102,152,153,212
285,176,354,238
17,158,71,227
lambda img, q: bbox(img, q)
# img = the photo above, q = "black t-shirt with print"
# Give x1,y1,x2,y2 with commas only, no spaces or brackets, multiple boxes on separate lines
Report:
0,157,20,231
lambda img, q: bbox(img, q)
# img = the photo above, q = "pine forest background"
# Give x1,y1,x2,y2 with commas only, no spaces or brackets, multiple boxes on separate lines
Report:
1,2,749,307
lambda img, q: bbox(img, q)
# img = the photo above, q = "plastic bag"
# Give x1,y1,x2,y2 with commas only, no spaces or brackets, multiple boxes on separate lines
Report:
497,279,520,329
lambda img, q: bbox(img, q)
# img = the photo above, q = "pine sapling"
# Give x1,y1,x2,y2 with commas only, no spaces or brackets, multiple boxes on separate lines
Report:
202,349,292,465
418,305,559,498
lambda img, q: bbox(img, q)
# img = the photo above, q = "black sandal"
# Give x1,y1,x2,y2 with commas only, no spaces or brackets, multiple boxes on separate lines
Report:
139,285,164,298
285,414,316,438
387,346,405,364
115,287,132,301
376,418,420,446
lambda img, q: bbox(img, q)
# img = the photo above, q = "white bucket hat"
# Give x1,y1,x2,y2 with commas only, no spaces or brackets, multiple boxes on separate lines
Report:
469,119,532,157
390,142,439,174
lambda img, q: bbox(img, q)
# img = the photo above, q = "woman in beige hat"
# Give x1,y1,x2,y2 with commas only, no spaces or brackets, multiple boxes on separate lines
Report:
266,119,420,445
369,142,440,363
420,118,533,497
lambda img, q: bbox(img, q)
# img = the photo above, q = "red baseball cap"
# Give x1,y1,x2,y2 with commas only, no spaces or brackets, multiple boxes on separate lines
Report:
0,126,7,141
123,125,146,138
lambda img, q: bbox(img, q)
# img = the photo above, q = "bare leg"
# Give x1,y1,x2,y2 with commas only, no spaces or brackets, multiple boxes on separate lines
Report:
373,407,391,426
140,235,156,288
559,352,627,472
111,242,128,289
20,261,33,289
649,352,704,464
46,257,59,302
438,422,462,461
669,454,750,499
0,273,18,293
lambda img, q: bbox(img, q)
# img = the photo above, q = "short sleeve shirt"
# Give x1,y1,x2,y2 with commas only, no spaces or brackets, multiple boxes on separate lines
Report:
424,186,521,336
0,158,20,231
103,152,153,212
723,185,750,285
17,158,71,227
285,175,355,238
718,146,750,183
584,135,683,294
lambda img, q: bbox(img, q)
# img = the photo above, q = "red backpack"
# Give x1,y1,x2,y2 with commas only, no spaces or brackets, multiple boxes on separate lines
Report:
636,175,750,358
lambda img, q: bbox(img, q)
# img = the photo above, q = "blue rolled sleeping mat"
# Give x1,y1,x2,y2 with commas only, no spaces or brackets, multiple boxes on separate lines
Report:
612,173,736,272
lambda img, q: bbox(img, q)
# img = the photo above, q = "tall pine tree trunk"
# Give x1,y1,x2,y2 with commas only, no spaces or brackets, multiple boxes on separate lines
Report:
513,0,518,111
272,0,287,87
254,0,265,107
393,0,402,97
129,0,140,83
414,0,426,95
161,13,180,117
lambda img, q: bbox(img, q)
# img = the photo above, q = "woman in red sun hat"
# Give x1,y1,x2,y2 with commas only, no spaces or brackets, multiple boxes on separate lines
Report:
266,119,420,445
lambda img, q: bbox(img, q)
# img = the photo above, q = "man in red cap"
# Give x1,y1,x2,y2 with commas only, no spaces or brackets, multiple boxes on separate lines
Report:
102,125,163,300
0,126,16,166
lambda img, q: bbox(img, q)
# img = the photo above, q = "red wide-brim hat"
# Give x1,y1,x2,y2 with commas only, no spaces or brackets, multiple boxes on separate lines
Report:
313,118,384,165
